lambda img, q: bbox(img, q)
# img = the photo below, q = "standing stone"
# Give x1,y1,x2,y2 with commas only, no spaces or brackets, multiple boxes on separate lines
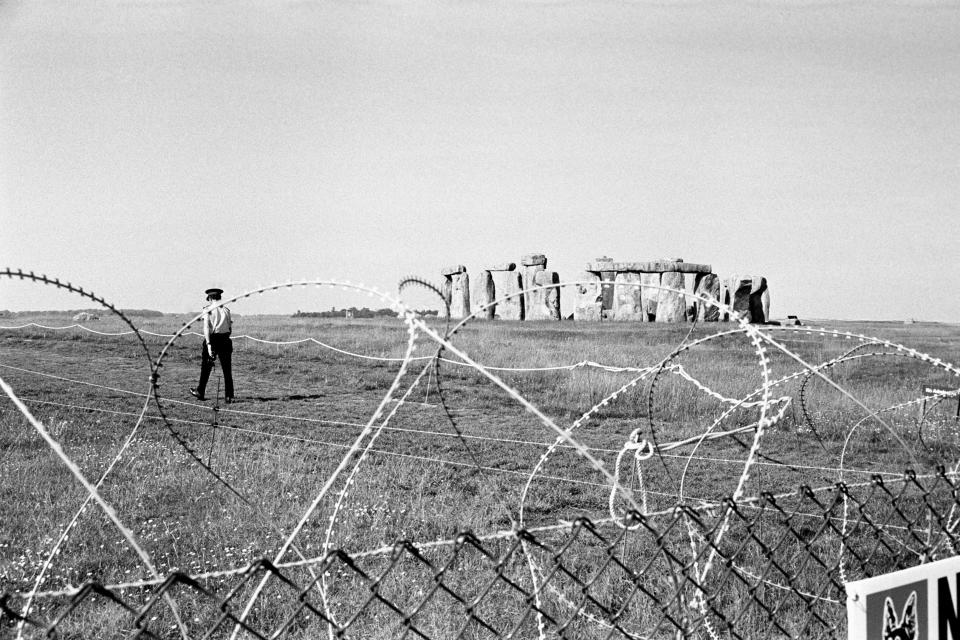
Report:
438,265,465,318
438,277,453,318
694,273,721,322
492,270,524,320
591,256,616,315
599,272,617,318
724,275,769,324
532,270,561,320
683,273,698,321
613,272,645,321
544,274,561,321
573,272,603,321
640,272,660,321
748,276,768,324
719,279,731,321
526,269,548,321
656,271,686,322
449,272,470,319
729,275,754,322
521,253,547,319
473,270,495,319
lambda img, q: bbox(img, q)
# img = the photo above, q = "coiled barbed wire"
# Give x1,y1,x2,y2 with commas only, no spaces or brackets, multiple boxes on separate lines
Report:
3,270,960,639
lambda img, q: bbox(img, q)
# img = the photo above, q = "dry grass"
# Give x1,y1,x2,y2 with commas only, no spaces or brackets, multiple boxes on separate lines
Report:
1,314,959,638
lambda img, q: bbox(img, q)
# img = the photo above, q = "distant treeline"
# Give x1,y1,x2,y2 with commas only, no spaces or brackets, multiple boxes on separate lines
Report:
293,307,439,318
293,307,397,318
0,308,164,317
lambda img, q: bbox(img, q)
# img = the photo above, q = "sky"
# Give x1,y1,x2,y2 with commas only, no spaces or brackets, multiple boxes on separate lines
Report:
1,1,958,320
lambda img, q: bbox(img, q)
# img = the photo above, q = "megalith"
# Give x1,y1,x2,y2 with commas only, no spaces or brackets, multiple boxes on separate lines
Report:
694,273,721,322
613,272,645,321
473,270,495,319
749,276,768,324
640,273,660,321
493,270,524,320
728,275,753,322
719,279,731,321
730,276,753,322
723,275,770,323
520,253,547,317
531,270,561,320
439,278,453,318
590,256,616,316
656,271,686,322
439,265,470,319
683,273,698,321
573,272,603,322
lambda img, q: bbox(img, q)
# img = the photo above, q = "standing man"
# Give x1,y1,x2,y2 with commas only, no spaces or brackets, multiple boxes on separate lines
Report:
190,287,235,403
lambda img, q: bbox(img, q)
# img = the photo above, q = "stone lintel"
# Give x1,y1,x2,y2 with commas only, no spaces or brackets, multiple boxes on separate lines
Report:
487,262,517,271
521,253,547,266
585,261,712,274
440,264,467,276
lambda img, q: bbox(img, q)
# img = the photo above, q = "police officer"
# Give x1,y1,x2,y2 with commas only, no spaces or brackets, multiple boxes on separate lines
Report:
190,287,235,403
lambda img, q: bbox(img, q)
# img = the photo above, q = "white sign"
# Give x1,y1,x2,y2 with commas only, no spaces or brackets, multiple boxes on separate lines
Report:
846,554,960,639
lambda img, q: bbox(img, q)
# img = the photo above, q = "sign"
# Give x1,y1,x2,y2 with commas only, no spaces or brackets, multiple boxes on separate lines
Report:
847,555,960,639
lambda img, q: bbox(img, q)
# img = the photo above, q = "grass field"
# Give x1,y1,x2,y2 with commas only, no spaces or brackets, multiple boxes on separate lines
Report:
1,311,959,638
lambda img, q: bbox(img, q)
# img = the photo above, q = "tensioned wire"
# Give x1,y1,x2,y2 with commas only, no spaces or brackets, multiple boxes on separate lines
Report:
0,269,193,639
14,468,955,602
5,273,960,639
4,355,938,546
6,320,952,506
3,320,937,373
13,395,911,487
7,368,919,486
0,322,614,370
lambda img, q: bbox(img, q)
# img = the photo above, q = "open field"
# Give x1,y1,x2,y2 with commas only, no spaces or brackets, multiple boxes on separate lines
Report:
2,311,960,638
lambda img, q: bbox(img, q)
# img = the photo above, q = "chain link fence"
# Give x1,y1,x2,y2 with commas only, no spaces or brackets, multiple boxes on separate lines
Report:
3,271,960,638
3,468,958,639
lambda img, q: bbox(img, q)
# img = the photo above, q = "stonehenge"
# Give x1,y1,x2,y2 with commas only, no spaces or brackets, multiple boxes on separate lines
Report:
489,263,524,320
639,272,659,321
454,262,523,320
656,271,687,323
520,253,547,316
724,275,770,324
573,271,603,322
593,256,616,311
473,270,496,319
612,272,644,321
579,259,716,323
433,254,770,324
694,273,721,322
532,270,561,320
438,265,469,319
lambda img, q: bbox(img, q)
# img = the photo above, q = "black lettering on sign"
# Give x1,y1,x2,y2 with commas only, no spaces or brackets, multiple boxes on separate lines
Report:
939,573,960,640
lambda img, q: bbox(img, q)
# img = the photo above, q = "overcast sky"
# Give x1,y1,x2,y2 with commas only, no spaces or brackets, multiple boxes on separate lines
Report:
1,1,958,320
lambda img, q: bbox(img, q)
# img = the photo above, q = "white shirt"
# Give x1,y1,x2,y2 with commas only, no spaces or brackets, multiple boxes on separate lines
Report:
204,304,232,340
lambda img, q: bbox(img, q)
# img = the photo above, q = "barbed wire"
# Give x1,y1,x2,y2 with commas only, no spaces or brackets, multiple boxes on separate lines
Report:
2,269,960,639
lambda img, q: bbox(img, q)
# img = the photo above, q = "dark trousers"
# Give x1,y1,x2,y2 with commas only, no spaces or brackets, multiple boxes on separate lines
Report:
197,333,234,399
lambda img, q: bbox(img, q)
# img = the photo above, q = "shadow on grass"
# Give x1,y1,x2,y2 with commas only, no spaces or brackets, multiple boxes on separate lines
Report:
240,393,328,402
